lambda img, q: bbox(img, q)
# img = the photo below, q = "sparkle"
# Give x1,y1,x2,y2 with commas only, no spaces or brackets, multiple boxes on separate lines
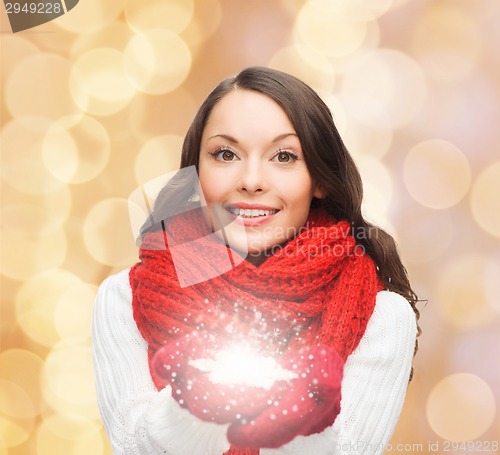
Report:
190,343,297,389
269,328,281,341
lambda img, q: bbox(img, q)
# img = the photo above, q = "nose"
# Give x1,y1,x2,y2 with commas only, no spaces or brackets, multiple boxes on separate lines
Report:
237,157,267,194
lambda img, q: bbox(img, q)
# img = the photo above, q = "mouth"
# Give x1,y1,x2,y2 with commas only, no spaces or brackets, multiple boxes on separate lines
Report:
226,207,280,218
223,204,280,226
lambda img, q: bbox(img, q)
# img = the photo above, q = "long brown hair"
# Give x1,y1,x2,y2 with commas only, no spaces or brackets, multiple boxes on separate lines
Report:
147,66,420,375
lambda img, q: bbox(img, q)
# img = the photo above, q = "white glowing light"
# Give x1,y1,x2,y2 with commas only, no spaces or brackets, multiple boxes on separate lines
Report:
190,344,297,389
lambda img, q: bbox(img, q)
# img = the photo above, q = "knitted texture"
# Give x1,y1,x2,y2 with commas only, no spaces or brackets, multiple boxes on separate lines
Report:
223,448,259,455
130,207,382,454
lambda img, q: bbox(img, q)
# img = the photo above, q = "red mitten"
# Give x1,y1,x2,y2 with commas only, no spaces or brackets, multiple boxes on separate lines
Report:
227,345,344,449
152,333,274,424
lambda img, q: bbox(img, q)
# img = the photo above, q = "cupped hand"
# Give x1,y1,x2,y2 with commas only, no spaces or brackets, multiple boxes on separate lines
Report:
227,345,344,449
152,333,278,424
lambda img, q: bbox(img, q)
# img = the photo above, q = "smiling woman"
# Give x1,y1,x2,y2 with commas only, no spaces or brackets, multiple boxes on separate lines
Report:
198,89,323,263
92,67,420,455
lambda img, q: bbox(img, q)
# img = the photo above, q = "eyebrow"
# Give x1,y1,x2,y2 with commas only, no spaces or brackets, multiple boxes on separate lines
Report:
207,133,298,143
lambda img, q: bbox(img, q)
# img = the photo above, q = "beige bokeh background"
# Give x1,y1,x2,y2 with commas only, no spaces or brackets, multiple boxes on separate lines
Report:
1,0,499,454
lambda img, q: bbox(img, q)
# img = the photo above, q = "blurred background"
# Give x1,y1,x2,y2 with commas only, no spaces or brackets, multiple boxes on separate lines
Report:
1,0,499,453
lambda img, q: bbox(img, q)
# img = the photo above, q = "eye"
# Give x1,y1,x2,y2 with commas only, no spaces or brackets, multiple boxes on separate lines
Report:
272,150,299,163
210,148,239,161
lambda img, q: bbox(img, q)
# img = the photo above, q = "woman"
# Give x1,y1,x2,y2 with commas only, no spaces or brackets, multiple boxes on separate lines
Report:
92,67,419,455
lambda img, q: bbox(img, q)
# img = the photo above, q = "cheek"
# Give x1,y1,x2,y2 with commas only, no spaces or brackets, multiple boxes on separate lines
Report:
282,177,315,205
199,168,229,203
198,162,213,188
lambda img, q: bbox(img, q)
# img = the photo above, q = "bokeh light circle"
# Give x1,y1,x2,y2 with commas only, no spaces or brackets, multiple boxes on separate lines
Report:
391,0,411,6
317,93,348,138
40,338,100,422
5,54,81,122
83,198,138,267
124,29,192,95
358,157,393,219
35,419,103,455
15,270,82,346
0,188,71,237
412,5,482,83
181,0,222,47
296,2,367,58
0,205,56,238
427,373,496,441
0,350,44,415
70,22,132,58
41,413,101,442
0,380,36,448
338,94,393,159
0,413,33,449
41,123,78,183
436,254,498,330
42,115,111,184
70,48,136,116
484,252,500,314
450,330,500,403
470,161,500,238
340,49,427,127
0,380,35,420
343,121,393,161
42,340,98,419
404,139,471,209
268,45,336,92
0,228,67,281
54,283,97,340
397,207,454,264
0,35,39,93
134,135,183,185
310,0,394,21
128,88,197,140
1,118,66,195
53,0,122,33
124,0,194,34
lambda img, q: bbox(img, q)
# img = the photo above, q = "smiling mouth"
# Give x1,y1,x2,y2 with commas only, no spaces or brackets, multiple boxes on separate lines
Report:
226,207,279,218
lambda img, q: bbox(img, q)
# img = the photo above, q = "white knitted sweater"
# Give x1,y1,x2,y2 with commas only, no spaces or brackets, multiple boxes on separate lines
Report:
92,269,417,455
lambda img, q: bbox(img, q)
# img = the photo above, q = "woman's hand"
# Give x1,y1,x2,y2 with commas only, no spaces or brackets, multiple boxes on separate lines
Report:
153,334,344,448
152,333,275,424
227,345,344,449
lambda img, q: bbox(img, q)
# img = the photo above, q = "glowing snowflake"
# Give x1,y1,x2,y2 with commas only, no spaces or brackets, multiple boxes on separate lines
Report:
190,344,297,389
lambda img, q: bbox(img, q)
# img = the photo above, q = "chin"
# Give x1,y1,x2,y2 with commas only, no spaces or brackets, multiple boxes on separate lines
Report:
223,227,286,258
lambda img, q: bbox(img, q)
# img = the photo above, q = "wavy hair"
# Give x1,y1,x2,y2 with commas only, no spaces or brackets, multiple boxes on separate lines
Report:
145,66,421,377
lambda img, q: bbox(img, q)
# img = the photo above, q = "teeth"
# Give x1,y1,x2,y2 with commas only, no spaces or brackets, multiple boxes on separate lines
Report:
228,207,278,217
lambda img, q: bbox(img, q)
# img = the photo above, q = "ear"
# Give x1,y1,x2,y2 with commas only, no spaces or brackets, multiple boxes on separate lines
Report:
313,183,325,199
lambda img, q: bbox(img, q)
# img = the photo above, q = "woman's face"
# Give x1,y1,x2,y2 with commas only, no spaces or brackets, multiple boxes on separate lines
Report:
198,89,322,263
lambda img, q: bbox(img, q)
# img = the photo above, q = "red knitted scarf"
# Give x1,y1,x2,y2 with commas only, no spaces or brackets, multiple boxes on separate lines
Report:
130,207,382,455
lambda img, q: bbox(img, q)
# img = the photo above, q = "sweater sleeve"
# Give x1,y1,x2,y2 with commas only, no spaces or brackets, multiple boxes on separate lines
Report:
261,290,418,455
91,269,230,455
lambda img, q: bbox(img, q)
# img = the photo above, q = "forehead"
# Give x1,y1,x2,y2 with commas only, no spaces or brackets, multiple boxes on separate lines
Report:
202,89,297,141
